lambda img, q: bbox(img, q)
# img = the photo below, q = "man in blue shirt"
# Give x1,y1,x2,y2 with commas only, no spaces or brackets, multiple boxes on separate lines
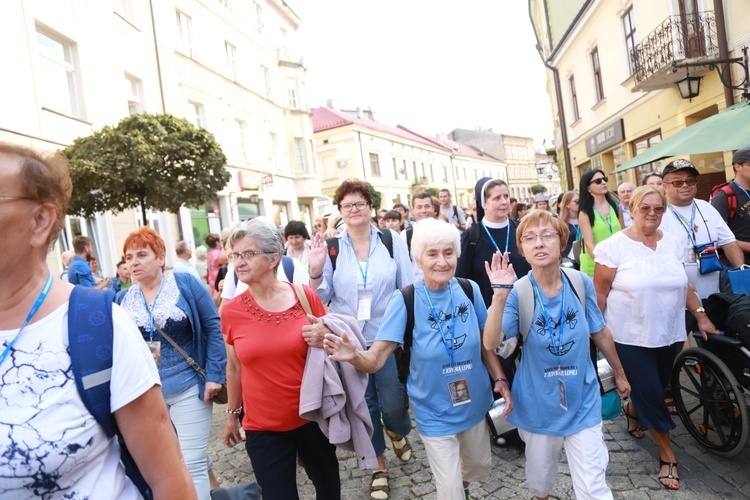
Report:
173,240,202,282
68,235,109,289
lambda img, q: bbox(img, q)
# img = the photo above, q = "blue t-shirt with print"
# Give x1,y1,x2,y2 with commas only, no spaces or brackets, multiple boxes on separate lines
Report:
501,271,605,436
376,278,493,437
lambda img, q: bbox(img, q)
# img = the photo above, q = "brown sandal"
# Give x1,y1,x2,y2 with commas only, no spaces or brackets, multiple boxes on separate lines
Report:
387,432,412,462
369,470,390,499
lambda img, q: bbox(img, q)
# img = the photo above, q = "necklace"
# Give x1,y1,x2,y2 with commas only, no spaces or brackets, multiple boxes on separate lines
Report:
241,290,305,324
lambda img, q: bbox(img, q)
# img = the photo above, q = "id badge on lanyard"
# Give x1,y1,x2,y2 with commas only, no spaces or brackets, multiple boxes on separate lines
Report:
357,286,372,321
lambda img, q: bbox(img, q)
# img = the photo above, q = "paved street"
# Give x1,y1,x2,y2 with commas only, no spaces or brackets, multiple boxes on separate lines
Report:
208,404,750,499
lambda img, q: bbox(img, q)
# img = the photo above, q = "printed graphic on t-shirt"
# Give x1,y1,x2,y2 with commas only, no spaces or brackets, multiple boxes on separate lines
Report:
533,306,579,356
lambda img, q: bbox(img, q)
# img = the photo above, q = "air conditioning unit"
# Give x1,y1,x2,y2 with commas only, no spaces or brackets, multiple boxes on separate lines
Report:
337,159,348,168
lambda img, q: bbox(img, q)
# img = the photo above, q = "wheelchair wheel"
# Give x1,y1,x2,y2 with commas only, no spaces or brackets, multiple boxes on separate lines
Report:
671,347,749,457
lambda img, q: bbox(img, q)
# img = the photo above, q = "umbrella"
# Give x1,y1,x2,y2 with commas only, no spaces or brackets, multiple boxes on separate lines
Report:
613,99,750,173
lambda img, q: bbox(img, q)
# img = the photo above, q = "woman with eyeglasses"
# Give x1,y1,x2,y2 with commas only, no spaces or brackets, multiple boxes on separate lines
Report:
307,179,414,499
578,170,625,276
221,217,340,499
559,190,580,264
593,186,706,490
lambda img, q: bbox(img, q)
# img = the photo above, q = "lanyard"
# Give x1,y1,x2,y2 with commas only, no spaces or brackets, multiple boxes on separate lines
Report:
345,229,377,289
594,206,614,234
481,220,511,254
0,273,53,367
733,180,750,201
668,202,697,246
423,280,456,368
140,273,165,341
528,271,566,370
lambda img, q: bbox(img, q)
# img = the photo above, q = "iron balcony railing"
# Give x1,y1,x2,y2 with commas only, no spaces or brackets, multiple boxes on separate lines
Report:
632,11,720,85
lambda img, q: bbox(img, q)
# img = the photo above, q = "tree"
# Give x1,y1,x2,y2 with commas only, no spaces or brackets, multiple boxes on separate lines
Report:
64,113,230,225
530,184,548,195
333,182,383,210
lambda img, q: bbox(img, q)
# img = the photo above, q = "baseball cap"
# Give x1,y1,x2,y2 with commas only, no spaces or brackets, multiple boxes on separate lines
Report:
535,194,549,202
662,158,699,177
732,147,750,165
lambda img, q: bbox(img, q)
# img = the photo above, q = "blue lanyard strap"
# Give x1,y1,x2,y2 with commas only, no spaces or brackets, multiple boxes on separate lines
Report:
423,280,456,368
481,221,511,254
528,271,566,368
668,202,697,246
0,273,53,367
140,273,165,340
344,230,377,290
732,180,750,201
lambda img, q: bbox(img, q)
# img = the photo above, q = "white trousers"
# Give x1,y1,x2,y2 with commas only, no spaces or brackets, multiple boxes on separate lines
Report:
420,419,492,500
518,423,612,500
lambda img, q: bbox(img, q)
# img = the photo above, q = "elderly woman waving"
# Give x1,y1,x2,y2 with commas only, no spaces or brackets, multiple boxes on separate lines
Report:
483,210,630,500
325,218,512,500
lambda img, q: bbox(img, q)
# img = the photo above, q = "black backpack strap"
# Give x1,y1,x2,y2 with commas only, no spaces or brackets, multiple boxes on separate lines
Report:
395,284,415,384
456,277,474,304
468,223,481,247
326,237,340,272
377,228,394,259
405,226,413,256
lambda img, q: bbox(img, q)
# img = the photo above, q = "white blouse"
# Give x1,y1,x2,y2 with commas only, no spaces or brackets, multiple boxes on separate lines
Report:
595,230,688,347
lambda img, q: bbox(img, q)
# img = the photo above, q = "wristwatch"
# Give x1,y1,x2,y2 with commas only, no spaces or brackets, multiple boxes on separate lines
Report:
693,307,706,315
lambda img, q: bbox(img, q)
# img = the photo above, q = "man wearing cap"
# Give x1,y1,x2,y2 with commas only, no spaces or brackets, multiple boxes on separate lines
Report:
658,159,744,304
617,182,636,228
711,147,750,264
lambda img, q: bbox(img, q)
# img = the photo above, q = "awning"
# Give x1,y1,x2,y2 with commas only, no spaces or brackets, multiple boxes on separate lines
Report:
612,100,750,173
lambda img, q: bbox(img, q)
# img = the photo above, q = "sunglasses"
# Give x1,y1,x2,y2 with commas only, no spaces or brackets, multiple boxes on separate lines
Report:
588,176,608,186
636,205,666,214
664,178,697,188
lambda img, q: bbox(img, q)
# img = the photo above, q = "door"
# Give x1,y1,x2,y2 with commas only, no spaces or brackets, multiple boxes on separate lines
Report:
679,0,705,58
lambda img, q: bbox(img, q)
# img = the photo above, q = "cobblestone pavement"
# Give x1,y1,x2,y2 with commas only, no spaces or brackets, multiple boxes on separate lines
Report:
208,405,750,499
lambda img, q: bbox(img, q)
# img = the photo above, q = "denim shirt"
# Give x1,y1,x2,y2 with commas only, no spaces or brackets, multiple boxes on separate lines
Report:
117,272,226,399
68,256,95,287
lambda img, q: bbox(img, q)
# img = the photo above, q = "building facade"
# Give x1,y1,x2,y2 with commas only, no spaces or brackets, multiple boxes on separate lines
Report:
0,0,320,276
530,0,750,197
312,107,507,213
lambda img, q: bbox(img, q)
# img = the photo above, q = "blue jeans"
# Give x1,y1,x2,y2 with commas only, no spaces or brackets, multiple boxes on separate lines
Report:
165,384,213,499
365,351,412,457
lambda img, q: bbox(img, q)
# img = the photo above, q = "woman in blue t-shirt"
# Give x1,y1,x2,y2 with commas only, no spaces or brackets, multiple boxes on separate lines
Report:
323,218,513,499
483,210,631,500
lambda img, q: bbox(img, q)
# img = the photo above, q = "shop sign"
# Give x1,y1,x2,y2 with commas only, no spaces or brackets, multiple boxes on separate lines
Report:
585,119,625,156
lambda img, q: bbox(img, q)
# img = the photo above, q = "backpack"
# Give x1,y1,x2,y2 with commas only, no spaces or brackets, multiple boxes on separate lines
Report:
710,182,737,221
513,269,605,395
233,254,294,286
326,228,394,272
703,292,750,342
394,278,474,383
68,286,153,499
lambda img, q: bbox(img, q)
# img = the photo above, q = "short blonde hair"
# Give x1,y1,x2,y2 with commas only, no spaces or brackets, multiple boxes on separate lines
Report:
629,185,667,213
411,218,461,263
516,210,570,258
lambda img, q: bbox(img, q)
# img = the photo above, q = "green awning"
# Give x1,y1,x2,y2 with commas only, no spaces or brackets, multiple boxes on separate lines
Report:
613,100,750,173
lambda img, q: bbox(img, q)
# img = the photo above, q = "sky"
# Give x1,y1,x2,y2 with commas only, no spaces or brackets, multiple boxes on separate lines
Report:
292,0,555,149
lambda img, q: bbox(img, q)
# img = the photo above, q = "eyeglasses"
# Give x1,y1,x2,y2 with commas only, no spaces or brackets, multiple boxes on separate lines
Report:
520,231,558,245
664,178,698,188
588,176,608,186
636,205,666,214
0,195,32,201
340,201,368,212
227,250,274,263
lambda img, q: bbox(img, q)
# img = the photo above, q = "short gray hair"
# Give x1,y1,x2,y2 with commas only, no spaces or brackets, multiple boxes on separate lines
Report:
230,216,284,271
175,240,190,256
411,218,461,263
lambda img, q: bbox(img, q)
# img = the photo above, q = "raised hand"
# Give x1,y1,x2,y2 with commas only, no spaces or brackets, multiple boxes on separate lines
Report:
484,251,515,289
307,233,327,278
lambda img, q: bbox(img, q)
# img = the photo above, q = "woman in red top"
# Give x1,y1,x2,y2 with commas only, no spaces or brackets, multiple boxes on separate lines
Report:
221,217,340,499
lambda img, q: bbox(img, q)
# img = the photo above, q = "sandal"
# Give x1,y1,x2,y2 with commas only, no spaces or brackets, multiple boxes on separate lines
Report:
658,459,680,490
622,401,645,439
387,431,412,462
369,470,390,500
665,397,678,415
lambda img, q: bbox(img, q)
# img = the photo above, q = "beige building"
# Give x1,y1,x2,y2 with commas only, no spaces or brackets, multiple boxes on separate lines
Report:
312,107,507,212
503,135,540,201
0,0,320,276
530,0,750,198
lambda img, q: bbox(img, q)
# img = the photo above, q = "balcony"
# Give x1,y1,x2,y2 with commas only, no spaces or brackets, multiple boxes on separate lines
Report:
632,11,720,92
294,173,323,200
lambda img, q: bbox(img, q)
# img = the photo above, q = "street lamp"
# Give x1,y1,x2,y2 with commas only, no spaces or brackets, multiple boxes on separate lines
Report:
672,46,749,100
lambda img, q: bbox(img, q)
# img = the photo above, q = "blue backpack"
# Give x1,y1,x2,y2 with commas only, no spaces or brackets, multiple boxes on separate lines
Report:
68,286,153,499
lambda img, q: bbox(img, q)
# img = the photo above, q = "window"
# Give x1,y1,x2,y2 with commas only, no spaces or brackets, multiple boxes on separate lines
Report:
176,11,195,58
187,101,204,128
443,166,448,183
591,47,604,102
369,153,381,176
392,158,398,178
287,78,298,109
279,27,289,60
125,74,142,115
36,28,81,117
632,132,663,181
622,8,637,75
261,66,272,99
269,132,278,166
254,1,264,33
429,164,434,182
225,42,237,80
569,75,580,121
403,159,408,179
119,0,136,24
412,161,418,180
294,138,307,172
235,119,248,160
219,0,232,7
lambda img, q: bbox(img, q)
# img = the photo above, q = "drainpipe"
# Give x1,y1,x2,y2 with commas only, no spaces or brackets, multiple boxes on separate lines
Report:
529,2,574,190
713,0,734,107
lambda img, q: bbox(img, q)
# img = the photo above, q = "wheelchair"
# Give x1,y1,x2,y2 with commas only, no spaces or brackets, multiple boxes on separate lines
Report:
671,331,750,457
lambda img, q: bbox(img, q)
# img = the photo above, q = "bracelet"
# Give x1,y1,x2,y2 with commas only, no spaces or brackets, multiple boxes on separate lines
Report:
495,378,509,386
225,406,242,415
491,284,514,289
310,273,323,280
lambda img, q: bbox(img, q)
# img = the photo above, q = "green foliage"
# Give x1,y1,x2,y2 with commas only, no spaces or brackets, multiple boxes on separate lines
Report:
530,184,548,195
332,182,383,210
64,113,230,224
423,187,440,198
